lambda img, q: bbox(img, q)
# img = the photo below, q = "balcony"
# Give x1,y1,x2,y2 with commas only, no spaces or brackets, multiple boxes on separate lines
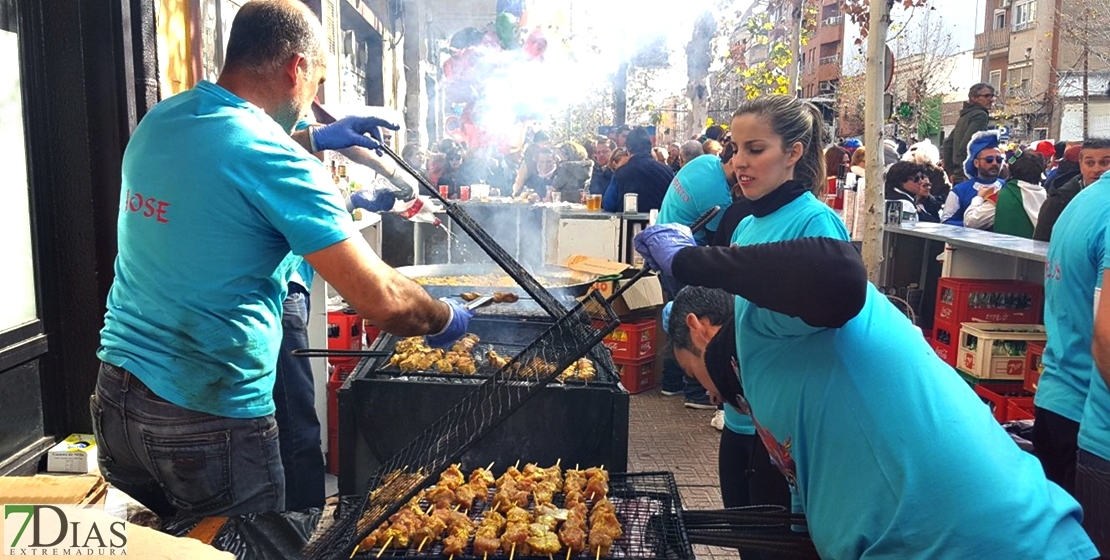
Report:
821,15,843,27
819,54,840,66
974,29,1010,56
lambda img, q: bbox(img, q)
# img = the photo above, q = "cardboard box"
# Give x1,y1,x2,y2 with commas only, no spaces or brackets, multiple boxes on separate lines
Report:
562,255,664,316
47,434,98,474
0,474,108,506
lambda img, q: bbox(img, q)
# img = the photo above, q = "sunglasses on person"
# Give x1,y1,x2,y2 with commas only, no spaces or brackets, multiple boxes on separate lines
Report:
911,174,929,182
978,156,1003,164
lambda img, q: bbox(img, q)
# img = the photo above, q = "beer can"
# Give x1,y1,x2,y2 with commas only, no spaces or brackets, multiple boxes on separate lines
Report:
459,185,471,201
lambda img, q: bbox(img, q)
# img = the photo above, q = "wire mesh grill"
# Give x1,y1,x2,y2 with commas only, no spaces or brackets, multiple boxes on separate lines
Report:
345,471,692,560
303,291,621,560
681,507,819,559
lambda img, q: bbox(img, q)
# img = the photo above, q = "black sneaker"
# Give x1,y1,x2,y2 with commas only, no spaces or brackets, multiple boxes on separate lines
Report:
660,388,683,396
684,400,716,410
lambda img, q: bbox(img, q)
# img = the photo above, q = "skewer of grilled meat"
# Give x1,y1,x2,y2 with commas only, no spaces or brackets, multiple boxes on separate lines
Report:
500,506,532,556
441,507,475,556
587,499,622,557
472,510,506,556
559,503,589,554
584,467,609,501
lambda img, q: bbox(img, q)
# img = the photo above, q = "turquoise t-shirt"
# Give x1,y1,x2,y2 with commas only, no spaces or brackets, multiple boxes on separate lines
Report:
723,403,755,435
656,155,733,244
729,192,1093,558
1079,174,1110,461
98,81,355,418
1038,176,1110,422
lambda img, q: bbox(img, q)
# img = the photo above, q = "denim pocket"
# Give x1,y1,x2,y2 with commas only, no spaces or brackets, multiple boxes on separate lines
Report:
142,429,234,513
88,394,113,465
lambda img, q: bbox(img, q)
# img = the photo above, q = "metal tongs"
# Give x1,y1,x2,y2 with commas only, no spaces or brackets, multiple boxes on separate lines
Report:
605,205,721,304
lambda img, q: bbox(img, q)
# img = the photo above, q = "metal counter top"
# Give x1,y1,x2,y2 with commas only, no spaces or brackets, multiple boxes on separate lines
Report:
884,222,1048,262
432,201,649,221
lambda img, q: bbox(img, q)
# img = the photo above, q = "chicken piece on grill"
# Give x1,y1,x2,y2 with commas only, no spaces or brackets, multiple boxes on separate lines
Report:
487,350,512,370
383,508,422,549
559,504,589,553
500,507,531,555
454,483,478,511
564,469,587,493
576,358,596,381
492,292,519,303
588,508,622,557
440,464,466,489
472,511,506,555
412,511,448,551
455,357,477,375
494,485,530,513
358,523,390,552
460,292,482,302
564,490,585,510
496,466,524,487
584,469,609,501
434,357,455,373
505,506,531,525
526,522,562,556
532,480,558,505
441,509,475,556
469,467,495,492
427,485,456,509
451,334,480,354
589,498,616,522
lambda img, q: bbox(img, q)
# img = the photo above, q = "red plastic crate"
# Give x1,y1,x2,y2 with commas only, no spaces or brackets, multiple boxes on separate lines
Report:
1024,341,1045,393
614,357,656,394
935,278,1043,325
363,320,382,347
932,320,960,366
327,309,362,365
1007,397,1036,421
601,320,657,361
325,362,355,476
973,383,1033,423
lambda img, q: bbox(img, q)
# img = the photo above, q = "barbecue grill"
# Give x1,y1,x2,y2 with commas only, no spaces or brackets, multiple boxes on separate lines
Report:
350,471,694,560
337,314,630,498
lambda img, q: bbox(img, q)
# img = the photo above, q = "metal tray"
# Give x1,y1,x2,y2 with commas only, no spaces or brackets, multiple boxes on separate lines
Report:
396,264,599,299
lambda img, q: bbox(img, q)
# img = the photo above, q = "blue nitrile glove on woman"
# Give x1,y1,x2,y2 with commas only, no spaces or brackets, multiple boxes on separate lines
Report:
350,189,397,213
310,115,400,154
633,224,696,277
425,298,474,349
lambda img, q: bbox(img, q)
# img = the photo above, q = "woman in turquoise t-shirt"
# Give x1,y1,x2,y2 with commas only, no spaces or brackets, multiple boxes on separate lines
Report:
634,95,1096,559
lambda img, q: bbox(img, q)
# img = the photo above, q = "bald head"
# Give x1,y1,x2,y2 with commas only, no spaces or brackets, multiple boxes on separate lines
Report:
222,0,324,77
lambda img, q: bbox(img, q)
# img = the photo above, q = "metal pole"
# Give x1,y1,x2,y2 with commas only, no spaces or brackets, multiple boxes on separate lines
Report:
1082,4,1090,138
861,0,894,283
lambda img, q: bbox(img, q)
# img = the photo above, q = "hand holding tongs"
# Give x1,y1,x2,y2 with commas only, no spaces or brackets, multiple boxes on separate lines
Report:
606,205,721,304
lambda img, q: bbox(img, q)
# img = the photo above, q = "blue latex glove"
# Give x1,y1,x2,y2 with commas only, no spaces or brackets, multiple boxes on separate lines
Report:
310,115,400,154
661,301,673,335
425,298,473,349
350,189,397,213
633,224,696,277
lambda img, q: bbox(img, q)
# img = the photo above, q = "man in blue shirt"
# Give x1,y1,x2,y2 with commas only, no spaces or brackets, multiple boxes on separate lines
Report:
1035,166,1110,497
656,154,734,409
93,0,470,518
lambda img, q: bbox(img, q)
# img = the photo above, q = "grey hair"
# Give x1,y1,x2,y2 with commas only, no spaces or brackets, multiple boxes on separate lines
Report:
680,140,704,164
733,95,827,195
222,0,324,76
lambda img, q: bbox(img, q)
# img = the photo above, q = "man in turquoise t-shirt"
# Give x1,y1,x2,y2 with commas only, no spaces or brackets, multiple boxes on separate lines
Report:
1076,172,1110,555
636,225,1096,558
93,0,470,518
656,154,734,244
1036,169,1110,496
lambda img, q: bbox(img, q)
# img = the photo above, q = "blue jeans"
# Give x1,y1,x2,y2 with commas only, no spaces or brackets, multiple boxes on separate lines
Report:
1076,449,1110,555
90,362,285,518
274,285,325,511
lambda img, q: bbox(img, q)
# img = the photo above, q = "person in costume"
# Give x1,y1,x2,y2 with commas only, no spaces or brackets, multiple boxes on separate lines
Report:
941,130,1005,227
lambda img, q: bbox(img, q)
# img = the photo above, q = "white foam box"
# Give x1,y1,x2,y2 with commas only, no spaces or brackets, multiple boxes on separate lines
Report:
46,433,99,474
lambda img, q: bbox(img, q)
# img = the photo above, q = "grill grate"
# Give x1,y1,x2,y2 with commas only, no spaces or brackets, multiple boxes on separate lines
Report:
356,471,691,560
304,292,621,560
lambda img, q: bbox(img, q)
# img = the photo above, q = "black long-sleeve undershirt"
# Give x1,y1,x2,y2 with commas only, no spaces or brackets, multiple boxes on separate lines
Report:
671,237,868,328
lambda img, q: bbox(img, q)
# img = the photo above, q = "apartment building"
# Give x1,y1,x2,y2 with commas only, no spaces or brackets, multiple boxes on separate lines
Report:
973,0,1110,139
798,0,845,100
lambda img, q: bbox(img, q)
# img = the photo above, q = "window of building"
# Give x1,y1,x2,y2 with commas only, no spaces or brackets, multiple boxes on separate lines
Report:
1008,64,1034,97
988,69,1003,94
994,10,1006,30
1012,1,1035,31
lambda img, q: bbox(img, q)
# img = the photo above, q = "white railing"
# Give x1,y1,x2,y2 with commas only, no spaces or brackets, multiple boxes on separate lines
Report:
823,15,843,26
819,55,839,66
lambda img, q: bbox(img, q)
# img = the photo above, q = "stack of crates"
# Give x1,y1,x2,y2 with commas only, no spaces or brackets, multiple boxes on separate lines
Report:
600,319,657,393
931,278,1043,367
956,323,1046,381
326,309,362,475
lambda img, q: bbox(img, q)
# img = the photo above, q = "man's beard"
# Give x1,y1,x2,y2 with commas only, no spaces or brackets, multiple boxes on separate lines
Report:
274,97,304,133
